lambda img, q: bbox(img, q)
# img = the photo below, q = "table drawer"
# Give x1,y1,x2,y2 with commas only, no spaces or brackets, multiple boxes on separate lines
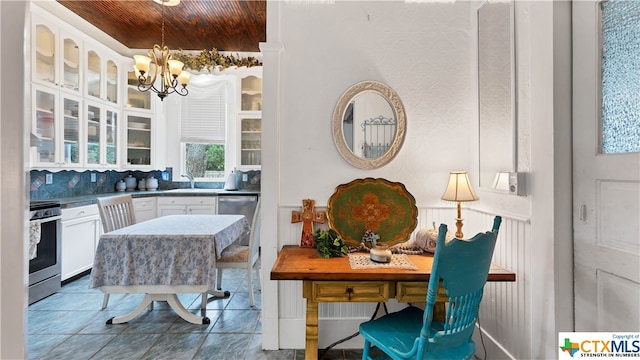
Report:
310,281,391,302
396,281,428,302
397,281,447,303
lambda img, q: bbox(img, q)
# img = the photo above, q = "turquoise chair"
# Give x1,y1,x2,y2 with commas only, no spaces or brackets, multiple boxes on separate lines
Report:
359,216,502,360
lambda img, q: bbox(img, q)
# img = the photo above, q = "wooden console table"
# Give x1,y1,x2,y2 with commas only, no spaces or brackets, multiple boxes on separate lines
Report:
270,245,516,360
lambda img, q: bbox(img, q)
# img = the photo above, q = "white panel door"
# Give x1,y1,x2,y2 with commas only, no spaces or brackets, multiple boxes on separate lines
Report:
573,0,640,331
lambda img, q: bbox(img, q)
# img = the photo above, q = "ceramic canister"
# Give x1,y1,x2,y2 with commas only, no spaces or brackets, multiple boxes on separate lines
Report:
124,175,137,191
115,180,126,192
146,176,158,191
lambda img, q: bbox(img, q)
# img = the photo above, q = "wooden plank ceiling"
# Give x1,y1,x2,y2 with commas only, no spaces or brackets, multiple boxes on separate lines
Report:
57,0,266,52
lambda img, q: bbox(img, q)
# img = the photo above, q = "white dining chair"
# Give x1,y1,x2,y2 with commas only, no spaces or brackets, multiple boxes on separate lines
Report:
96,194,137,309
215,198,261,306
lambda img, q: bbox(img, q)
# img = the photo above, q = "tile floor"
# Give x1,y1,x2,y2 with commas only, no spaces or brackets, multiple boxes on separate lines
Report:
27,269,364,360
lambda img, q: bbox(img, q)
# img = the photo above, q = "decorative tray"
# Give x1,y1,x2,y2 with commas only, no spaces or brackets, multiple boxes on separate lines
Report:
327,178,417,247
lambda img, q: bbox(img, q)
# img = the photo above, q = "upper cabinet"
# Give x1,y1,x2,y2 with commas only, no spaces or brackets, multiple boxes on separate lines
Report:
123,112,153,169
85,100,119,168
126,69,152,111
240,75,262,112
237,72,262,169
29,7,139,170
32,14,82,96
85,45,119,105
31,85,83,167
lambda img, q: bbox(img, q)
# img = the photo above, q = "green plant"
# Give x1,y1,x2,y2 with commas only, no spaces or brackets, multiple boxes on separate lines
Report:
314,228,349,258
172,48,262,73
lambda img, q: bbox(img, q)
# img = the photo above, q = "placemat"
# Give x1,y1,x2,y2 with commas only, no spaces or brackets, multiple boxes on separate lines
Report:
348,253,417,270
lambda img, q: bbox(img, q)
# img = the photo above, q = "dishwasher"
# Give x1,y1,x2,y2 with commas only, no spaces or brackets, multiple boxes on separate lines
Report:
217,194,259,245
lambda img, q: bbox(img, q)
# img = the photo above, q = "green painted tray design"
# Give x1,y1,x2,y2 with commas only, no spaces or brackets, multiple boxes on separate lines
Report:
327,178,418,247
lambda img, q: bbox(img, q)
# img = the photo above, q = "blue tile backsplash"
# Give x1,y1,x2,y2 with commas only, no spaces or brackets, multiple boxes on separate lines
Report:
29,169,261,200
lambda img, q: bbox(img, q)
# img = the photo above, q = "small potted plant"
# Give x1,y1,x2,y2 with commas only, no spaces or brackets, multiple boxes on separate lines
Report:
313,228,348,258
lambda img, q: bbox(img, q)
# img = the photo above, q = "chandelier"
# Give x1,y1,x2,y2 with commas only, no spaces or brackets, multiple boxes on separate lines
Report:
133,0,189,101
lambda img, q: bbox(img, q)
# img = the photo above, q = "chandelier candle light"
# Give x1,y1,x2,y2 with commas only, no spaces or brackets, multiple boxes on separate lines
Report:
133,0,189,100
441,171,479,238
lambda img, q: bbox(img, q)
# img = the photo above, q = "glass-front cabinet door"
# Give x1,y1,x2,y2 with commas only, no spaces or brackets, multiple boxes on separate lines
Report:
33,87,57,165
32,85,82,167
87,51,101,99
125,113,152,167
34,24,56,86
106,60,118,104
126,70,151,110
240,75,262,111
105,108,118,166
62,36,80,92
240,117,262,167
32,15,82,95
85,102,119,168
62,97,81,166
86,103,102,165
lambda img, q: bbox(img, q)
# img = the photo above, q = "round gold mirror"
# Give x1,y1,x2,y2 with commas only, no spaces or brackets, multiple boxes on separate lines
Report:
332,81,406,169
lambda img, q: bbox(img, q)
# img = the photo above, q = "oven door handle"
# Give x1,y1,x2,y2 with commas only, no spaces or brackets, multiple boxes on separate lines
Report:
33,215,62,223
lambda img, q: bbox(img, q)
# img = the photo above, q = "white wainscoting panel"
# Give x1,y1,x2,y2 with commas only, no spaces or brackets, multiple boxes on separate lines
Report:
465,209,531,359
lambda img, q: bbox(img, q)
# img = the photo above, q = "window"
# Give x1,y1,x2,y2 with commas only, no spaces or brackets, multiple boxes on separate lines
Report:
600,0,640,154
180,78,228,180
184,143,225,179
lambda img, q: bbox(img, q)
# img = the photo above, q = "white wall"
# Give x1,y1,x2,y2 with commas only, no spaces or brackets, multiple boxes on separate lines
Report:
262,1,572,359
0,1,28,358
262,0,480,349
0,0,573,357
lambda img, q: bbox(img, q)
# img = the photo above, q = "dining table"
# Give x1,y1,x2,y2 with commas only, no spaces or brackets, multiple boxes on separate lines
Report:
89,214,250,325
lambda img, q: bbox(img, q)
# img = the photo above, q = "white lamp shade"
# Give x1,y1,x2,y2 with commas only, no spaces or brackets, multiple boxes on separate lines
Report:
167,59,184,77
441,171,479,202
178,71,190,86
133,55,151,73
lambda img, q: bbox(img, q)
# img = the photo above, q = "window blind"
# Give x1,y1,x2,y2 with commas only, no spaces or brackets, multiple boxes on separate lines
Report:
180,81,227,143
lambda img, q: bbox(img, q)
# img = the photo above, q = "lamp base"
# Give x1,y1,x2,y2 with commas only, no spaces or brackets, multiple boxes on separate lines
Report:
454,217,464,238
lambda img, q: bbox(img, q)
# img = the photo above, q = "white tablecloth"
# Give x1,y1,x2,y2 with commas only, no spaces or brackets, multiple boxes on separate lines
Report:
89,214,250,291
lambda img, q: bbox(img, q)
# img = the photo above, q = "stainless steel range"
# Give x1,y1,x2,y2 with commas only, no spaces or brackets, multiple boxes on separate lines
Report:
28,201,62,304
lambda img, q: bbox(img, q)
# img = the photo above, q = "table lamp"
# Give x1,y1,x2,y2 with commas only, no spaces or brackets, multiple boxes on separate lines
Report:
441,171,479,238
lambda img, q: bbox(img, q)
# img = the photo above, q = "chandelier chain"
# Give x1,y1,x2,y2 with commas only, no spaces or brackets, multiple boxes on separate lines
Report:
161,1,165,47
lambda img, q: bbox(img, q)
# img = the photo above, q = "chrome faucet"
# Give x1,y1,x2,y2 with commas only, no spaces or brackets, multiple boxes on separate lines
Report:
181,173,195,189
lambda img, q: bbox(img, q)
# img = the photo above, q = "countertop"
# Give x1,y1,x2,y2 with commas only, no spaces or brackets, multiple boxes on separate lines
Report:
48,189,260,209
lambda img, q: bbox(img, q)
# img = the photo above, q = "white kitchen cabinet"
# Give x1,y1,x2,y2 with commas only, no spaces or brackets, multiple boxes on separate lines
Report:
30,7,128,170
85,100,119,168
31,12,82,95
156,197,217,217
61,204,101,281
133,197,156,222
123,112,154,168
239,115,262,167
31,85,84,168
85,44,120,105
125,68,152,111
237,71,262,170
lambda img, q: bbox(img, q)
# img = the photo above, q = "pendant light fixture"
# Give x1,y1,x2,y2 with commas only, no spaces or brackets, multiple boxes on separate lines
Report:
133,0,189,101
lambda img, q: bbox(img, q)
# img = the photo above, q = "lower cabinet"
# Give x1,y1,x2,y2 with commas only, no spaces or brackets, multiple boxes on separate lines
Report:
61,204,101,281
156,197,217,216
132,196,156,222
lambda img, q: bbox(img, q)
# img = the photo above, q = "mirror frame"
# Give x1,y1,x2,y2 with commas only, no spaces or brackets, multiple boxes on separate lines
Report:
477,0,517,191
332,81,406,169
